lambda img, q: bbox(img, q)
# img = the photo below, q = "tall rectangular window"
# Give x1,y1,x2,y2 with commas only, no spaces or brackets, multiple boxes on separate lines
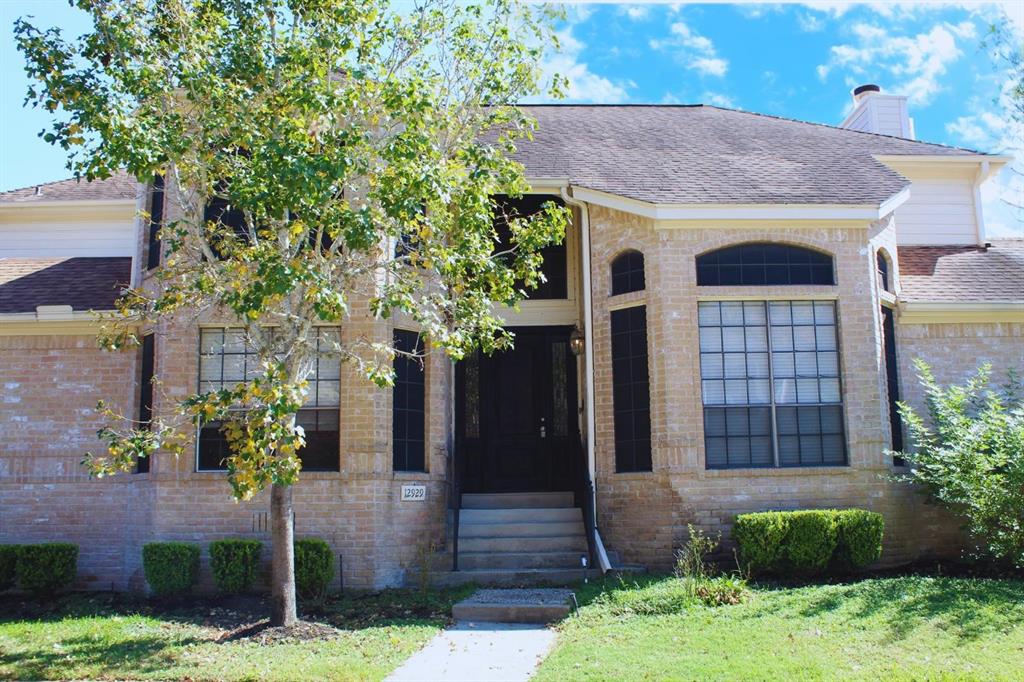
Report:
136,333,155,473
881,306,904,463
699,300,846,468
146,175,165,270
611,305,652,472
393,329,426,472
196,328,340,471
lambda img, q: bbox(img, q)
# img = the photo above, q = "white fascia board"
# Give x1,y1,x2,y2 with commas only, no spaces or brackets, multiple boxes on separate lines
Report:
570,186,895,222
898,300,1024,324
874,154,1011,181
524,177,570,194
0,309,119,336
0,199,137,210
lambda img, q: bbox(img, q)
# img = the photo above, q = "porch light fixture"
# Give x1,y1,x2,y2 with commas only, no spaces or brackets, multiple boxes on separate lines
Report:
569,326,585,356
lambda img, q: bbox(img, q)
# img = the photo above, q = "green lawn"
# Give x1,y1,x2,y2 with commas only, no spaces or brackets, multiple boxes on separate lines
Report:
0,587,474,681
534,574,1024,682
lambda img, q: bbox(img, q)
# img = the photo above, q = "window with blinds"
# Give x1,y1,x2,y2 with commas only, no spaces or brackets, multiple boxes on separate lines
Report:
196,327,341,472
699,300,846,468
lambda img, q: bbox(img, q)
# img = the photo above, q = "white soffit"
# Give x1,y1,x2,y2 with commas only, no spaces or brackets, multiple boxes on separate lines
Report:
566,186,907,223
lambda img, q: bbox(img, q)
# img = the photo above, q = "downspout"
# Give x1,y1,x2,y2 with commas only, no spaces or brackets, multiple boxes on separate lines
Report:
560,186,612,573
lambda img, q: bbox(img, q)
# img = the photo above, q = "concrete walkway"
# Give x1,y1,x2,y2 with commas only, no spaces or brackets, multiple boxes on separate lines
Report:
386,621,557,682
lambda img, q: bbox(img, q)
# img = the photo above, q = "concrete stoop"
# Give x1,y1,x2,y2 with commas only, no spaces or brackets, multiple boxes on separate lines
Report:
452,588,575,624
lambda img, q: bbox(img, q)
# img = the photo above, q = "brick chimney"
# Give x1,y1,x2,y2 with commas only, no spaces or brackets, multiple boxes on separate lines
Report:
840,84,915,139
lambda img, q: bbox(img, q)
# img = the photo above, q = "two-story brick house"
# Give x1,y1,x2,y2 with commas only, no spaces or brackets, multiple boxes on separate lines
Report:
1,86,1021,590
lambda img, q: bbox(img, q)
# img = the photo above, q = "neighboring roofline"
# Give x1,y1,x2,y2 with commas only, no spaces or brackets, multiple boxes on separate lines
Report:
569,185,908,222
897,300,1024,324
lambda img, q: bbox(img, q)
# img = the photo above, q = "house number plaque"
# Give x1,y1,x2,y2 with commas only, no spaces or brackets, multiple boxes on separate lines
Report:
400,485,426,502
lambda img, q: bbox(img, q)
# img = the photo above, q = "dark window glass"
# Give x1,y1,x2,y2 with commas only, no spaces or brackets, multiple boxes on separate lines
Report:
877,252,891,293
611,305,652,472
146,175,165,270
136,334,155,473
197,328,340,471
393,329,426,472
699,300,847,468
881,306,904,463
696,243,835,286
610,250,646,295
492,194,568,300
204,184,249,259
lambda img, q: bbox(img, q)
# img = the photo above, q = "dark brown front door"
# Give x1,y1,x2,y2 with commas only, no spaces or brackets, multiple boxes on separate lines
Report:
456,326,579,494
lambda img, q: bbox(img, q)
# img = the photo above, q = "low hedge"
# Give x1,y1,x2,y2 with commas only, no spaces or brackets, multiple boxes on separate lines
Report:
733,509,883,577
295,538,334,599
143,542,200,597
15,543,78,595
0,545,19,592
209,539,262,594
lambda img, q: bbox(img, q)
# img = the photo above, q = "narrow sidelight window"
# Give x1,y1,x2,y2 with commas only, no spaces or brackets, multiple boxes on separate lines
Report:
696,243,834,286
881,306,904,463
393,329,426,472
876,251,892,293
699,300,846,468
146,175,165,270
610,250,646,295
196,328,340,471
136,333,155,473
611,305,652,472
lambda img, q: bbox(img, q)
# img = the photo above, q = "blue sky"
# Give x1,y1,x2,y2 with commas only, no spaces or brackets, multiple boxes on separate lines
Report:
2,1,1022,233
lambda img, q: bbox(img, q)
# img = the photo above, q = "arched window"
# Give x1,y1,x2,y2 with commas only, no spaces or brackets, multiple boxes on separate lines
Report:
610,250,646,295
876,250,892,293
696,243,835,286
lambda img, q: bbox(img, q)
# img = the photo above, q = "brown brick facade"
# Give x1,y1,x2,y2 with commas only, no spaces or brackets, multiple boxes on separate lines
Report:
1,202,1018,590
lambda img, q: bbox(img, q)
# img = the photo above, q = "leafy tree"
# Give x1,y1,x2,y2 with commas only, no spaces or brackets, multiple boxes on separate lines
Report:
894,360,1024,567
16,0,568,626
984,15,1024,223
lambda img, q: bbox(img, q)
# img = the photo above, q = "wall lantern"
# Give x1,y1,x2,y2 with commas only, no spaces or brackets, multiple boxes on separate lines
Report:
569,326,585,356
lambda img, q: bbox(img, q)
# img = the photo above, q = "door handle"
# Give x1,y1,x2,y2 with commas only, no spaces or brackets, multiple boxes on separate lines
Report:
539,417,547,439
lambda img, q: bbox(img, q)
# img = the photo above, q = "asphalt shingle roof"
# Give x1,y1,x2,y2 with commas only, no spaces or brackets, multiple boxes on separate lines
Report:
0,170,138,203
512,105,981,205
0,257,131,313
898,240,1024,303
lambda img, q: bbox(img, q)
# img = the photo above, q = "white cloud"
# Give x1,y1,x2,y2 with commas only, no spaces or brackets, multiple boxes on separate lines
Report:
691,57,729,78
620,5,649,21
797,12,825,32
540,26,630,104
701,91,737,108
650,20,729,78
816,20,977,106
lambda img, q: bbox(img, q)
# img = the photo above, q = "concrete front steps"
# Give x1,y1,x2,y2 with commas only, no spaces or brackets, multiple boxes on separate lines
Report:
435,491,596,587
451,588,575,624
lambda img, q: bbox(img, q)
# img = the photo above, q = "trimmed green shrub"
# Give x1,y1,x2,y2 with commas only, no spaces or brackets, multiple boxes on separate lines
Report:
784,511,838,574
15,543,78,595
295,538,334,600
834,509,884,570
0,545,19,592
142,542,200,597
732,512,789,574
733,509,884,577
209,539,262,594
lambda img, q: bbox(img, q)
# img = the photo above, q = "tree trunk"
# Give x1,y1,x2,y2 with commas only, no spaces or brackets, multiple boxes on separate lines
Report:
270,482,298,627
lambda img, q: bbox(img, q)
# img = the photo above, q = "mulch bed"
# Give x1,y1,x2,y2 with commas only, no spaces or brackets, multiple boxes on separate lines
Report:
218,619,340,644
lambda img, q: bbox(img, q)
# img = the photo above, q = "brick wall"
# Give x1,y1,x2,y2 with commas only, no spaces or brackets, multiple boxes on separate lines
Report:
0,334,150,590
586,206,967,570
